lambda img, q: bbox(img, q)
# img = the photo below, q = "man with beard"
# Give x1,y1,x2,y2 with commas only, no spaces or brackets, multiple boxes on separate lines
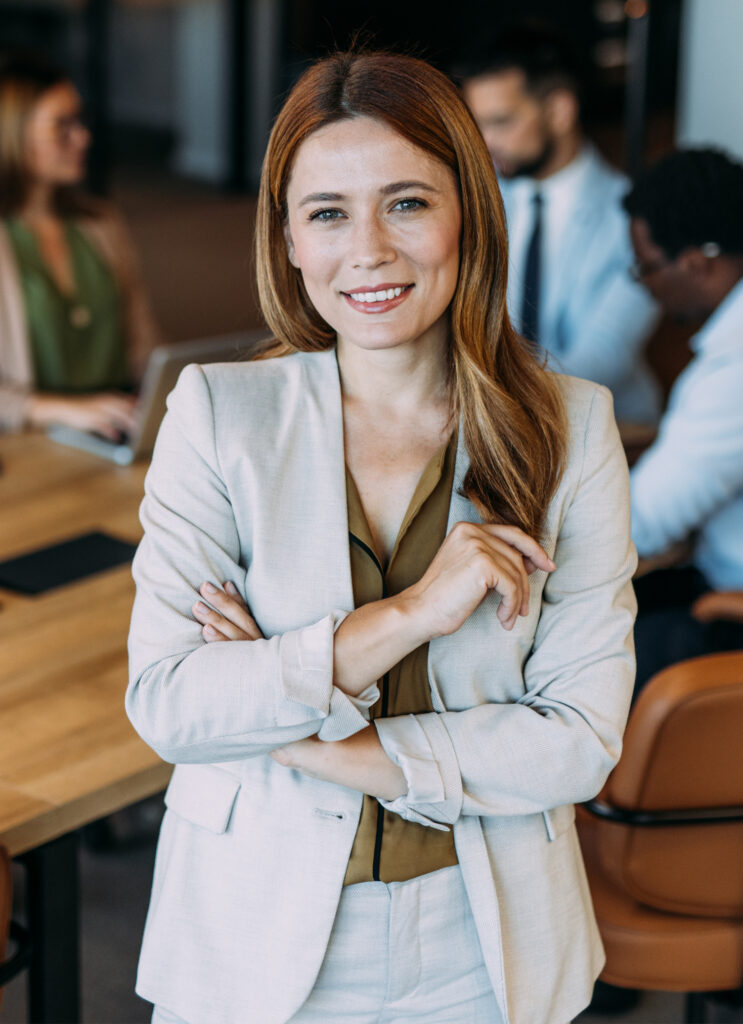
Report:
459,23,661,426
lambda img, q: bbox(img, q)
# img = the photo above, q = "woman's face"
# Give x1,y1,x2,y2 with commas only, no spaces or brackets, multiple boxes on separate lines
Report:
24,82,90,188
284,116,462,357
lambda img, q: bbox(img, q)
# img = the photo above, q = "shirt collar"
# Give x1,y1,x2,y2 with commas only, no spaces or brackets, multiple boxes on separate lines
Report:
537,144,592,204
691,277,743,357
498,144,592,206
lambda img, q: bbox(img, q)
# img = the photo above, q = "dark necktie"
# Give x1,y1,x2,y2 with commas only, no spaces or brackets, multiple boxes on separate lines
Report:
521,190,543,343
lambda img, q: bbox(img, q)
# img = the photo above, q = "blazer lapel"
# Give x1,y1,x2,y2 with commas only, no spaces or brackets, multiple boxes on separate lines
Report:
446,419,478,532
243,348,355,634
427,420,480,711
309,348,356,612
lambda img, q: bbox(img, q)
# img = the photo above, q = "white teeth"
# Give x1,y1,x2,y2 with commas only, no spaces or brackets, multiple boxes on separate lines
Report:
348,286,406,303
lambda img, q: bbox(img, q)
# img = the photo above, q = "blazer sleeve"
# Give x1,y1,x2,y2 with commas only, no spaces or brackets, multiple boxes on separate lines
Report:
375,387,637,827
630,356,743,557
552,204,659,399
126,364,375,764
557,265,658,393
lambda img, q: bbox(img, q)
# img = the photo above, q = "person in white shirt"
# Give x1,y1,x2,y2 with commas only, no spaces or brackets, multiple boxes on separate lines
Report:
624,147,743,690
459,23,660,425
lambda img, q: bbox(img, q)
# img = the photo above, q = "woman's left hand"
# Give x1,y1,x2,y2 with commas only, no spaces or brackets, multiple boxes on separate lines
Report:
193,581,264,642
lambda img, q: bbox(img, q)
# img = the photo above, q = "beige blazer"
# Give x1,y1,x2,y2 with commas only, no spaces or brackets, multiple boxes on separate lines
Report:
126,349,637,1024
0,203,162,431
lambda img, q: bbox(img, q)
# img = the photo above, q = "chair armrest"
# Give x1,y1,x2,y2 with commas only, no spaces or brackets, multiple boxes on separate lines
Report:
0,920,32,986
691,591,743,624
582,798,743,827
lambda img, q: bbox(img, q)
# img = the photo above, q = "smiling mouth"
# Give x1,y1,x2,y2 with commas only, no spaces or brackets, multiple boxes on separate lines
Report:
341,284,414,312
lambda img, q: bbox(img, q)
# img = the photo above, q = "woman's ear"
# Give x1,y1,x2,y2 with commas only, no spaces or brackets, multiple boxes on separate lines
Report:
283,222,299,268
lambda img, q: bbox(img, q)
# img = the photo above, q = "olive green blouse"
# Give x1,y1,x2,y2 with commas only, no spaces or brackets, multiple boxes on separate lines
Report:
5,218,130,393
344,432,459,885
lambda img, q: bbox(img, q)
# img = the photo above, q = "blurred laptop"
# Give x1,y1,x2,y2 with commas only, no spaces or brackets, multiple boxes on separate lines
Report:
46,330,270,465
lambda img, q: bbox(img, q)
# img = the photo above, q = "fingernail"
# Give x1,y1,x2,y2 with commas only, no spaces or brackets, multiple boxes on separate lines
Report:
204,624,217,636
202,581,217,594
547,559,556,570
194,601,208,614
224,581,236,593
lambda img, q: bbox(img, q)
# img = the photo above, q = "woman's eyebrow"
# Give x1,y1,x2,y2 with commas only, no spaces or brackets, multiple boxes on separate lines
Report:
380,180,440,196
298,192,344,207
298,181,440,207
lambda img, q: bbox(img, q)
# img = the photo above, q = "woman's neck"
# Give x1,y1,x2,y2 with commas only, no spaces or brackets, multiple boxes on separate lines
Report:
336,331,451,417
18,182,57,225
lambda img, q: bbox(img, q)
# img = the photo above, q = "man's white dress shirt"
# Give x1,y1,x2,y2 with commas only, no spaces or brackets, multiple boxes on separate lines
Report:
631,278,743,590
501,145,661,424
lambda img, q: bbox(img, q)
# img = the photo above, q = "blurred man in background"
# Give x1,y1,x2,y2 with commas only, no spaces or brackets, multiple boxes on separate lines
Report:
625,147,743,691
459,23,660,425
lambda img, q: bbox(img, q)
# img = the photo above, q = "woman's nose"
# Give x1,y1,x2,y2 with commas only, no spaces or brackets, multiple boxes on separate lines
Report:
350,216,395,269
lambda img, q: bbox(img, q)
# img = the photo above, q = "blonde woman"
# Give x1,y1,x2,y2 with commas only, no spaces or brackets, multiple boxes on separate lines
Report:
127,50,636,1024
0,54,161,435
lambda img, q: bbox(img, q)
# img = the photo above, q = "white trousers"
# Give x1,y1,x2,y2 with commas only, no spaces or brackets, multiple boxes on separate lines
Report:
152,865,502,1024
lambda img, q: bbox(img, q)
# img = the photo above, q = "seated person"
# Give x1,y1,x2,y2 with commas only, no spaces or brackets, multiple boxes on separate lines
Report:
0,53,162,437
457,23,661,425
624,148,743,690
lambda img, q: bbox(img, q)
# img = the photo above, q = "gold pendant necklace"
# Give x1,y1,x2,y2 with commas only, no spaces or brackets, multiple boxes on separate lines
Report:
69,304,92,329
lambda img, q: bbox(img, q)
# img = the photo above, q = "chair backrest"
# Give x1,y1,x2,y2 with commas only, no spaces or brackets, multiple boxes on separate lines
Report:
0,844,11,1012
597,652,743,918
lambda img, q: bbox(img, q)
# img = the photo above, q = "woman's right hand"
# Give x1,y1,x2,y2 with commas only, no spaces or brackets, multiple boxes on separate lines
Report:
404,522,556,639
192,581,264,642
27,391,139,440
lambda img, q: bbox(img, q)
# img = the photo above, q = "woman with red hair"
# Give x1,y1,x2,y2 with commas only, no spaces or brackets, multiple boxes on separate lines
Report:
127,50,636,1024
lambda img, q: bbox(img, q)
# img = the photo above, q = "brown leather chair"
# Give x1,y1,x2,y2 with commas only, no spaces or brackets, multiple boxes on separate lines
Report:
578,651,743,1023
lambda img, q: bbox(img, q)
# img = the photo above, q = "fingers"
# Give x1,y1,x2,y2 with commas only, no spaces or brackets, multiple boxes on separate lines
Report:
447,522,556,630
93,394,139,435
480,524,556,573
193,581,263,642
464,534,531,623
109,402,139,435
485,557,528,630
83,406,125,441
62,393,139,439
196,619,232,643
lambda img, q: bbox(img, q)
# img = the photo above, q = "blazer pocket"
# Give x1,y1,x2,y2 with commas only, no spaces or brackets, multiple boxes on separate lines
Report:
164,763,241,833
542,803,576,842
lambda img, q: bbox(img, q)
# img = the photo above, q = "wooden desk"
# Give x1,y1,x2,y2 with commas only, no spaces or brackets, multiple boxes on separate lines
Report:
0,432,172,1022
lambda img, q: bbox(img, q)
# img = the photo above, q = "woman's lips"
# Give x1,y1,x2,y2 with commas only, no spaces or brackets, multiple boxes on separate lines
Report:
341,283,414,314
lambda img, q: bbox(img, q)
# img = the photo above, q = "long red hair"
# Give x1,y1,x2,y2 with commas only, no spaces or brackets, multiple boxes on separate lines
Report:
255,51,566,535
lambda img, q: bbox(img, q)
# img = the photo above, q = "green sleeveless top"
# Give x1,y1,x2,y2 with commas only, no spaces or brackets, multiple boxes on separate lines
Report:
5,218,130,393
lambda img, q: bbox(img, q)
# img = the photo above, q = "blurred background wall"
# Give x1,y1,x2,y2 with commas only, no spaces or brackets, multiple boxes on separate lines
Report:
0,0,736,359
677,0,743,159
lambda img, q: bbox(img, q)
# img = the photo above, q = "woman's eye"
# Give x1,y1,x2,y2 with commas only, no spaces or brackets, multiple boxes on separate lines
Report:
309,208,344,223
392,197,427,213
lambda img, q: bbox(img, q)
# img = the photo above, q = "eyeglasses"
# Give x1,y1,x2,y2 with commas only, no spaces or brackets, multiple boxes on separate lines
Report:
629,242,721,283
629,255,670,282
51,114,89,145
